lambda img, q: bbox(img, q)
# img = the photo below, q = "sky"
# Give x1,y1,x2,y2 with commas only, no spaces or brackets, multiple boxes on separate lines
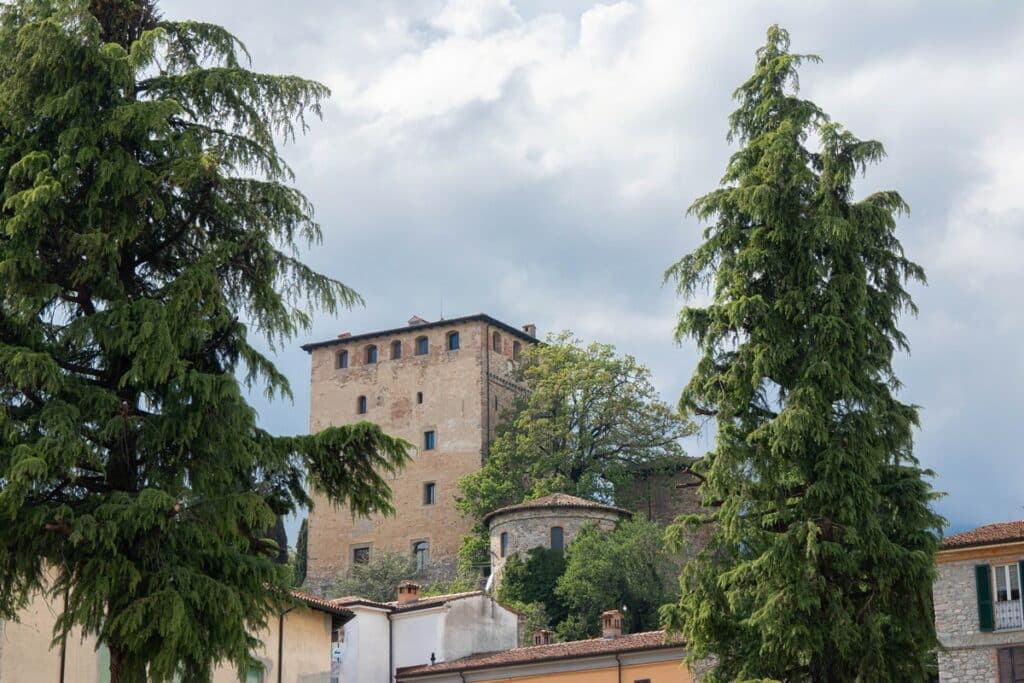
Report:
166,0,1024,541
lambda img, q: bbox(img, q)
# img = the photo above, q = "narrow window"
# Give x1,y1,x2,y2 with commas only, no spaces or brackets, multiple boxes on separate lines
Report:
413,541,429,570
994,564,1024,630
365,345,378,364
423,430,435,450
492,331,502,352
423,482,436,505
447,331,460,351
500,532,509,558
357,395,367,415
512,341,521,360
391,340,402,360
337,350,348,369
550,526,564,553
416,391,423,404
352,546,370,564
415,336,429,355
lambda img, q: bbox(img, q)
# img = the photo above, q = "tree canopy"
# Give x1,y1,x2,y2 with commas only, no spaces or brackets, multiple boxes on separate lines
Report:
660,26,943,682
0,1,409,680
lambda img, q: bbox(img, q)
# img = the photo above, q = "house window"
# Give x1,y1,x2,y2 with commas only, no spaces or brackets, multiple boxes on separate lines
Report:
447,331,460,350
391,340,402,359
423,482,436,505
995,564,1023,630
413,541,429,570
365,345,378,364
352,546,370,564
512,341,521,360
423,430,435,450
492,331,502,352
337,350,348,369
550,527,564,553
357,395,367,415
998,646,1024,681
415,336,429,355
416,391,423,404
500,532,509,558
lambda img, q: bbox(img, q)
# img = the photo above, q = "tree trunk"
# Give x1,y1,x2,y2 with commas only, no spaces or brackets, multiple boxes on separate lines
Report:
108,643,147,683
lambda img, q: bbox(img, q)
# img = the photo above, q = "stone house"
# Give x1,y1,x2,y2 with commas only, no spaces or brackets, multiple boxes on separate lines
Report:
935,519,1024,681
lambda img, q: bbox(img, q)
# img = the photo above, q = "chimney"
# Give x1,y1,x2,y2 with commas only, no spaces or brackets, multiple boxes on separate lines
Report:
396,580,421,604
532,629,554,646
521,323,536,338
408,315,428,327
601,609,623,639
336,332,351,339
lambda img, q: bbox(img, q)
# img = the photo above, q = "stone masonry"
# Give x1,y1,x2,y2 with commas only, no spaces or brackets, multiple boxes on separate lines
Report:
303,315,535,591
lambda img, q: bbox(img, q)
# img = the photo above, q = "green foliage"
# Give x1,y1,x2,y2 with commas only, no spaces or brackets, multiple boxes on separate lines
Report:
661,26,944,682
458,332,692,550
556,518,681,637
497,547,569,628
293,518,308,587
330,551,419,603
502,600,551,647
0,2,411,680
419,571,481,598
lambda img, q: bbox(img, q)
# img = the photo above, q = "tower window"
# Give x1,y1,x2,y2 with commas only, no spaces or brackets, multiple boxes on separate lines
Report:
415,336,429,356
500,532,509,558
413,541,429,570
416,391,423,404
391,340,402,360
512,341,521,360
352,546,370,564
492,331,502,353
357,395,367,415
365,345,378,364
447,331,460,351
423,482,436,505
550,526,564,553
337,350,348,369
423,430,435,450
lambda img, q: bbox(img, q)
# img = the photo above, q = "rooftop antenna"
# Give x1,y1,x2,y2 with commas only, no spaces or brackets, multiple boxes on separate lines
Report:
440,295,444,320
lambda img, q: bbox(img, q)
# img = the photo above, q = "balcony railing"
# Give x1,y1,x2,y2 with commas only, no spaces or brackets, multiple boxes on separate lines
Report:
996,599,1023,630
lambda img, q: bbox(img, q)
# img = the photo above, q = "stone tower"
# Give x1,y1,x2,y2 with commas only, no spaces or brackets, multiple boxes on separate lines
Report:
302,314,537,590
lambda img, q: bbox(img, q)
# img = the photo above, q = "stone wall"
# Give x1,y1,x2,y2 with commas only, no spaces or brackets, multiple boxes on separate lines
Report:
616,465,714,560
934,555,1024,681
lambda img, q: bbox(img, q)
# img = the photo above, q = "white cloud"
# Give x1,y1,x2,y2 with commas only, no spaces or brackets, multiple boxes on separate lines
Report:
432,0,522,37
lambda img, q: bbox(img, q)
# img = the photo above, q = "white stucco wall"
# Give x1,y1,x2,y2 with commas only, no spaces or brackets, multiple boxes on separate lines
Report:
392,607,445,672
340,606,391,683
442,595,519,662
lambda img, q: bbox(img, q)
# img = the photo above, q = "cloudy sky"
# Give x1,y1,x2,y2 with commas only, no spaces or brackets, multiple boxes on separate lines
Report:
168,0,1024,538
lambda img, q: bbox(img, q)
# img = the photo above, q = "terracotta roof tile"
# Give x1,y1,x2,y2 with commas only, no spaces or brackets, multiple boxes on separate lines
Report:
396,631,682,678
942,520,1024,550
330,590,486,613
290,590,355,618
482,493,632,525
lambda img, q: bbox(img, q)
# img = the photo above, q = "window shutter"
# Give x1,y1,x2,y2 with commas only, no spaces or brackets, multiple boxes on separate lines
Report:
977,564,994,632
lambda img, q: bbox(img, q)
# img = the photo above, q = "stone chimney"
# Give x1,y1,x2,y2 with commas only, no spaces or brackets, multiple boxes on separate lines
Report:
521,323,536,338
396,580,421,604
336,332,351,339
408,315,428,327
532,629,554,646
601,609,623,639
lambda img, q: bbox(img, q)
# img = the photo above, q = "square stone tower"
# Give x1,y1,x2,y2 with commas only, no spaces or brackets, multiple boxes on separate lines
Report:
302,314,537,590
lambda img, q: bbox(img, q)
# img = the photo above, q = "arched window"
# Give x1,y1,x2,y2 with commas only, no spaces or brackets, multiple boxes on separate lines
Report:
500,532,509,558
492,331,502,353
512,341,521,360
365,345,378,364
413,541,429,570
391,340,402,360
337,350,348,369
447,331,460,351
357,395,367,415
415,336,429,356
550,526,564,553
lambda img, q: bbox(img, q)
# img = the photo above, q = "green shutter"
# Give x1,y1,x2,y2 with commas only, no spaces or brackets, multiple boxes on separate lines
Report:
977,564,994,632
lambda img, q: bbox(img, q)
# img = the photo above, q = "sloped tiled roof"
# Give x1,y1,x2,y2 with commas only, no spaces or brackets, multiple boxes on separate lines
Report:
301,313,538,352
482,493,631,525
330,590,486,613
290,590,355,618
396,631,682,678
941,520,1024,550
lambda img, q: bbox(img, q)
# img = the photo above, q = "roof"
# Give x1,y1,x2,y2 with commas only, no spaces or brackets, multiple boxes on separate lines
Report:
300,313,538,353
941,520,1024,550
482,493,632,526
290,590,355,619
396,631,682,678
330,590,486,614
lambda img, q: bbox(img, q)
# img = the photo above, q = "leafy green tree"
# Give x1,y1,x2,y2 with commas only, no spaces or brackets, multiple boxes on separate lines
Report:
497,547,569,629
556,518,681,638
330,551,419,603
500,600,551,647
293,518,308,587
0,2,410,681
458,332,692,564
661,26,943,682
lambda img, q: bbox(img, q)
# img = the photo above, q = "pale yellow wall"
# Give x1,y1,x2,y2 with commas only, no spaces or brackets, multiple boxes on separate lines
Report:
211,607,333,683
473,656,692,683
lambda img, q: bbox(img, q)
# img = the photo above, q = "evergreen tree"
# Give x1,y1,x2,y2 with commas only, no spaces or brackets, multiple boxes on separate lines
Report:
661,26,943,682
0,1,410,681
293,518,308,587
